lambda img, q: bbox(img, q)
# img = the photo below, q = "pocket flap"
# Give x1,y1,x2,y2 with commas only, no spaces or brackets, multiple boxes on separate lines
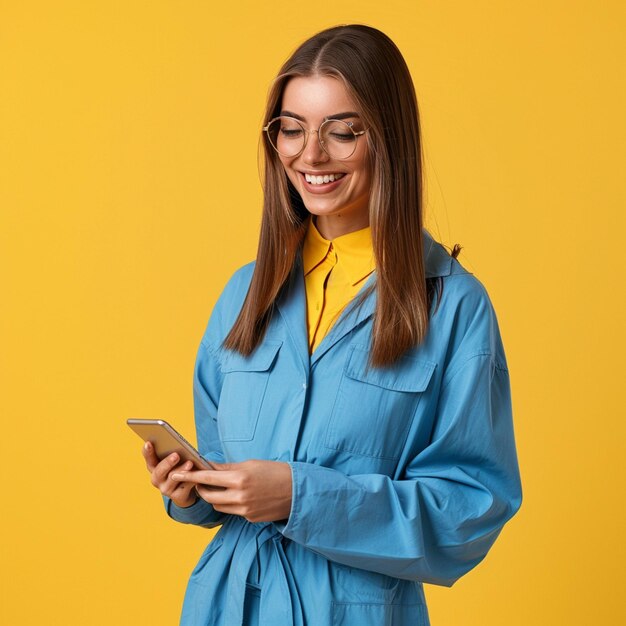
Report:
220,341,282,373
344,345,436,392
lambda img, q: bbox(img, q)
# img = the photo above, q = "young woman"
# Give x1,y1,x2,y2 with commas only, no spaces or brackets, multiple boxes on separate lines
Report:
142,24,522,626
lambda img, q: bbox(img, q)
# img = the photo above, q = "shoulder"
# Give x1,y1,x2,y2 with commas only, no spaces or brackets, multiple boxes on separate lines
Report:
216,260,257,306
226,259,256,287
423,229,492,311
442,269,493,316
424,236,505,365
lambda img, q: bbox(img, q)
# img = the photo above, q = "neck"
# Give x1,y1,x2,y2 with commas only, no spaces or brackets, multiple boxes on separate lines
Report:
313,214,370,240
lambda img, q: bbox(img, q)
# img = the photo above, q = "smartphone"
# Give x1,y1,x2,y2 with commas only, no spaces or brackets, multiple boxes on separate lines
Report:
127,418,214,470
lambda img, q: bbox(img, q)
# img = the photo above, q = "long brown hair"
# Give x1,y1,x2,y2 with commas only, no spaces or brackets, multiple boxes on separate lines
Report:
224,24,453,367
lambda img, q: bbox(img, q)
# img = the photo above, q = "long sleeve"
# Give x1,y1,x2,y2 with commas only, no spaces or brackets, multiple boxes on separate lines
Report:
277,294,522,586
164,266,257,526
164,339,230,527
164,342,227,527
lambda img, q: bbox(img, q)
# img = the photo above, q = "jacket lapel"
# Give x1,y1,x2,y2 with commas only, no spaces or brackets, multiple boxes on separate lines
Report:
310,272,376,365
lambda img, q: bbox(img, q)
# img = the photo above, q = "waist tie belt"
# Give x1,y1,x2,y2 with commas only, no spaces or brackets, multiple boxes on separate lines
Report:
225,521,305,626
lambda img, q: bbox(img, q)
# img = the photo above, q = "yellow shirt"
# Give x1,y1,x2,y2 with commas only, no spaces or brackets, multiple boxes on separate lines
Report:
302,218,376,353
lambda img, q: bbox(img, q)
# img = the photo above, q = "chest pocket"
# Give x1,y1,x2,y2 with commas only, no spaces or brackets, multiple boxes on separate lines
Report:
217,341,282,441
325,345,435,460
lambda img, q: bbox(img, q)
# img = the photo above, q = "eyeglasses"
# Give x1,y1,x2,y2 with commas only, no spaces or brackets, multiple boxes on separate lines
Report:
263,116,367,160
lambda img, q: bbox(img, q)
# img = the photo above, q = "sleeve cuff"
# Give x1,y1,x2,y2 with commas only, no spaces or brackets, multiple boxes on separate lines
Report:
276,461,301,538
165,495,223,526
271,461,299,535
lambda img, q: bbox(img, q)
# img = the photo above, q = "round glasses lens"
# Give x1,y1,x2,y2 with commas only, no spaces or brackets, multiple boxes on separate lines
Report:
320,120,358,159
266,117,305,157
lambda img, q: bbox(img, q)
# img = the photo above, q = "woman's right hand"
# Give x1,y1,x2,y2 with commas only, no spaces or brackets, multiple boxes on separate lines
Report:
142,441,198,508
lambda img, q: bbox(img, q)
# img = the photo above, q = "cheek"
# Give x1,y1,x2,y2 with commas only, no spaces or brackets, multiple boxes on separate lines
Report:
287,170,300,186
352,166,372,194
279,158,299,184
350,149,372,191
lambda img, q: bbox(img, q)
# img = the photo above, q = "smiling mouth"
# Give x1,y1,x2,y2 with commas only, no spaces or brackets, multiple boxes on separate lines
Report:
303,172,346,185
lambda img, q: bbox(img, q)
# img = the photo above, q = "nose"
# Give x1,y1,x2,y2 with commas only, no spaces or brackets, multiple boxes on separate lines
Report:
301,129,329,165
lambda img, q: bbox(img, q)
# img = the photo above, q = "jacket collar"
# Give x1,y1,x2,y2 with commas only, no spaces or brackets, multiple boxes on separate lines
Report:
423,229,453,278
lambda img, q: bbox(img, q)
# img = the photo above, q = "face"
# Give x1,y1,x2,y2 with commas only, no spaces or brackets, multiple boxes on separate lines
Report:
277,75,371,239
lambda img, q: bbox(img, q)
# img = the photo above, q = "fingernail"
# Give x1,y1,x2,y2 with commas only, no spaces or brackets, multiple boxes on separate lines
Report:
170,453,179,463
144,442,150,450
171,473,182,481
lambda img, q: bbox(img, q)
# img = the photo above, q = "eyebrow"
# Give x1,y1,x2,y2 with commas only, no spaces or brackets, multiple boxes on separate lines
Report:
279,110,361,122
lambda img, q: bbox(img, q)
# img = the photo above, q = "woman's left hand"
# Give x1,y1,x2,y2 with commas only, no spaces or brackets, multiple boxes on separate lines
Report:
171,460,293,523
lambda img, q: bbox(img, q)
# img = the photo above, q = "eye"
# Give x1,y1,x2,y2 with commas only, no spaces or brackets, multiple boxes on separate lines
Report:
277,117,304,139
328,131,356,142
280,127,304,138
323,120,357,143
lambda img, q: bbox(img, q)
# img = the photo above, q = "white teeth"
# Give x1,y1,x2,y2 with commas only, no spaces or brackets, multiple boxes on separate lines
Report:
304,173,344,185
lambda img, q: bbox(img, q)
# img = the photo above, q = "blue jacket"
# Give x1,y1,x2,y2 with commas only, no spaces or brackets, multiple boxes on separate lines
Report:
166,230,522,625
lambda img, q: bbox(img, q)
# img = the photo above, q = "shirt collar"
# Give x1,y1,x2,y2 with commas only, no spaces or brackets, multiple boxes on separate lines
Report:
302,218,454,282
302,217,330,275
303,218,376,286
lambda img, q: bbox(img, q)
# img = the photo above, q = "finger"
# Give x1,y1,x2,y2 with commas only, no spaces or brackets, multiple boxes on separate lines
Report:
142,441,160,472
168,460,194,485
157,460,194,495
152,452,183,484
195,484,234,505
170,469,213,484
171,469,240,488
173,460,194,475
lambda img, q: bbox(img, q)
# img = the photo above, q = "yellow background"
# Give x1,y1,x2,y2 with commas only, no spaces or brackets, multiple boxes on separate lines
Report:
1,1,624,624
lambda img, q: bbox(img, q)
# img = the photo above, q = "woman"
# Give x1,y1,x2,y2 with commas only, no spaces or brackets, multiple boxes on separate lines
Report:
142,24,522,625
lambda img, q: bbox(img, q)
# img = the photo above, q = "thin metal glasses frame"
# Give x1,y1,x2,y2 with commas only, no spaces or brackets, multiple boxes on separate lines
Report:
262,116,367,160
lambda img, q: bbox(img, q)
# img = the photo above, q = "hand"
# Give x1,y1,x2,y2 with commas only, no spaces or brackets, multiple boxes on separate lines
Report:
171,459,293,523
142,441,198,509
